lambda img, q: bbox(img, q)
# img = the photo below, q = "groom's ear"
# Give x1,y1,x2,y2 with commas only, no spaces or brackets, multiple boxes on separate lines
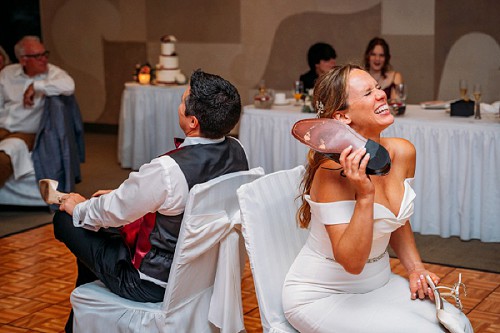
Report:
188,115,199,129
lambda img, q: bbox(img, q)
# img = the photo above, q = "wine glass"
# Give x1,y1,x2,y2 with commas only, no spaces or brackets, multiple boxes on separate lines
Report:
395,83,407,103
389,83,407,115
473,83,481,119
459,79,468,101
293,81,304,106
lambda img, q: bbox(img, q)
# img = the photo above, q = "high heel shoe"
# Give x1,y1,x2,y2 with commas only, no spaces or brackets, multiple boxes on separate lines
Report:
291,118,391,175
39,179,66,205
426,274,468,333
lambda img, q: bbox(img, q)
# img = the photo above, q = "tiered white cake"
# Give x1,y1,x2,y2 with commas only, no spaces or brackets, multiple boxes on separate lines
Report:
156,35,185,84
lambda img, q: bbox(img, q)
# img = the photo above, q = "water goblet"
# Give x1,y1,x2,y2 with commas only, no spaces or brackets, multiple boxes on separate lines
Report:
395,83,407,103
293,81,304,106
390,83,407,115
473,83,481,119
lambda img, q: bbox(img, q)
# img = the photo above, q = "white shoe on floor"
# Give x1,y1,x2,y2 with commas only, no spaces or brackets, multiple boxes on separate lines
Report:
426,274,470,333
39,179,66,205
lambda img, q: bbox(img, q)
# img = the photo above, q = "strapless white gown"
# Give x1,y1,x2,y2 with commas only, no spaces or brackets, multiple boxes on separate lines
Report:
282,179,473,333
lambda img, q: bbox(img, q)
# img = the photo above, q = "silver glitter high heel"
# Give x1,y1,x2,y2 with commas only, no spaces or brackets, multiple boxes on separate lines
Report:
426,274,468,333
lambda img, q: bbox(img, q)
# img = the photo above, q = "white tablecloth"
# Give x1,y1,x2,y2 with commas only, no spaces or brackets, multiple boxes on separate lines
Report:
118,83,187,170
239,103,313,173
239,104,500,242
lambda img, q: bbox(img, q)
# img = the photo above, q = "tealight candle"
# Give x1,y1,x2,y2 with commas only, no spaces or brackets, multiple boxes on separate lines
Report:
138,73,150,85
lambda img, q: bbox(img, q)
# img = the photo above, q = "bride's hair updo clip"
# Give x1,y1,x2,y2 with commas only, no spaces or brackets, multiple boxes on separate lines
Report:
315,101,325,118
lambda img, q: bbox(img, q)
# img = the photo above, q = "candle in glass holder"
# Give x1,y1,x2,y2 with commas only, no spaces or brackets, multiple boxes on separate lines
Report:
138,73,150,84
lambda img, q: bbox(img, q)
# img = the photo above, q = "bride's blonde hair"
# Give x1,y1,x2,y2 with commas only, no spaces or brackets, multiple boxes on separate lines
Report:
297,64,361,228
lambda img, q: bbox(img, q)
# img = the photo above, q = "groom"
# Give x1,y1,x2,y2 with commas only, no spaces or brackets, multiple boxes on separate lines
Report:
52,69,248,332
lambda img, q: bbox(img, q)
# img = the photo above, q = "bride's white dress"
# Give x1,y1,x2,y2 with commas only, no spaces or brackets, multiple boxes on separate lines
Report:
282,179,473,333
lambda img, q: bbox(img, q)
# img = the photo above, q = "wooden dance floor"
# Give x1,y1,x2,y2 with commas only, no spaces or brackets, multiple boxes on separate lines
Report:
0,224,499,332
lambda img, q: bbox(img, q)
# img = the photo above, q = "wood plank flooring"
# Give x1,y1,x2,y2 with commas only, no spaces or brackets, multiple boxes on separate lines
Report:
0,224,499,332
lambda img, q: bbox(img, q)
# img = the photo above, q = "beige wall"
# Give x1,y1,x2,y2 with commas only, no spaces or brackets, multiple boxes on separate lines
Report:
40,0,500,125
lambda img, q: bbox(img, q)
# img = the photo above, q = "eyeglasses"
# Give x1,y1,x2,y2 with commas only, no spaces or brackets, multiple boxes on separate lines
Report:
22,50,50,60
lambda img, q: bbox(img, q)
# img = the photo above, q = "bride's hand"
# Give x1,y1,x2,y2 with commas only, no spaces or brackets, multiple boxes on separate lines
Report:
408,269,440,301
339,146,374,199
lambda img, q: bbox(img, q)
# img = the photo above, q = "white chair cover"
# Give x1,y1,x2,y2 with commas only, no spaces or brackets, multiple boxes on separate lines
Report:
0,170,45,206
71,167,264,333
237,166,308,333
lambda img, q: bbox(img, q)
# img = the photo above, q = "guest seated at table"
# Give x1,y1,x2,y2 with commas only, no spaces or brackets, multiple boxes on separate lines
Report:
282,64,473,333
0,45,11,71
51,69,249,332
364,37,403,99
299,42,337,90
0,36,75,188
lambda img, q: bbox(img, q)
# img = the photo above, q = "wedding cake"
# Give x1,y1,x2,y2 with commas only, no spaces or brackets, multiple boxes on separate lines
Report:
156,35,186,84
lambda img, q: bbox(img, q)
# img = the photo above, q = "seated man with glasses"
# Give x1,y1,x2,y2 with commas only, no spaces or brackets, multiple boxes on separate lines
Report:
0,35,75,188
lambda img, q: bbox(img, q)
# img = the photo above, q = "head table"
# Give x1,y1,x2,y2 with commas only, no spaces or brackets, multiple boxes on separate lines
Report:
239,103,500,242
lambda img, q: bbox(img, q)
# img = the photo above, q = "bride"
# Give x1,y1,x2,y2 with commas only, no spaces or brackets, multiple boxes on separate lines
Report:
282,64,473,333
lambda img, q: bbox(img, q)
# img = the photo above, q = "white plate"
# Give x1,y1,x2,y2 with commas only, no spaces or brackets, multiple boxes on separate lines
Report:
420,100,455,109
274,100,291,106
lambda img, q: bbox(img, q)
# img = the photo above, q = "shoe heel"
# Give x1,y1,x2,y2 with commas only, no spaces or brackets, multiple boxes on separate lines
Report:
426,275,443,310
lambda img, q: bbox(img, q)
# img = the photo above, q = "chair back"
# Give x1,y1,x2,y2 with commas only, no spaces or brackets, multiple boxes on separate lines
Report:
237,166,308,333
162,167,264,331
71,167,264,333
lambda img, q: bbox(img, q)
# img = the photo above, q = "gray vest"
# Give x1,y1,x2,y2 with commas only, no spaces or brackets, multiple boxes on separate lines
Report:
137,137,248,282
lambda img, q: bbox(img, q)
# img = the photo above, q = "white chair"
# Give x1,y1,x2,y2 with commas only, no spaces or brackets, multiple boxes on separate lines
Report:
237,166,308,333
0,170,46,206
70,167,264,333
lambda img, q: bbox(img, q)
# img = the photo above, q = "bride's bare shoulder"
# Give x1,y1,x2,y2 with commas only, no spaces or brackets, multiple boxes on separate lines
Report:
381,137,415,177
311,160,354,202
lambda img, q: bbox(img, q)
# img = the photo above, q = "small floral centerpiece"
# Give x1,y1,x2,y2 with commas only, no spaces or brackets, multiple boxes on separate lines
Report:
134,63,156,84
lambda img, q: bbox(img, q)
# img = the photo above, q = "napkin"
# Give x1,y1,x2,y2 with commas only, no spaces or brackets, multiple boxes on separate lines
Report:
420,100,453,109
480,101,500,113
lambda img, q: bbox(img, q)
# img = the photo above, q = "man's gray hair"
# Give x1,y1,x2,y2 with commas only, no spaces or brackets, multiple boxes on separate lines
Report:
14,36,42,61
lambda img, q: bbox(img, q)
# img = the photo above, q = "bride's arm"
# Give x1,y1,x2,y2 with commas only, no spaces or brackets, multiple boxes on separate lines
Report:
316,146,375,274
390,223,438,300
389,139,439,300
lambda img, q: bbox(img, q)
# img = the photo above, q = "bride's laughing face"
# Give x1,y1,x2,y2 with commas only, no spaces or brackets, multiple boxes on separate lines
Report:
344,69,393,136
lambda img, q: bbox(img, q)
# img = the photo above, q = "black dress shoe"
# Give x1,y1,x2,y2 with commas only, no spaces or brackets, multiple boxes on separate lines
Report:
291,118,391,176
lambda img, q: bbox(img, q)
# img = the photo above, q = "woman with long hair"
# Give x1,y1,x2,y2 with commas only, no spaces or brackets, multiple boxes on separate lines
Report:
364,37,403,100
282,64,472,333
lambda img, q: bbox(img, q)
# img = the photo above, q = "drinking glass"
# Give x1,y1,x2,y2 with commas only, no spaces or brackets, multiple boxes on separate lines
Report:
395,83,407,103
389,83,407,116
459,79,468,101
473,83,481,119
293,81,304,106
